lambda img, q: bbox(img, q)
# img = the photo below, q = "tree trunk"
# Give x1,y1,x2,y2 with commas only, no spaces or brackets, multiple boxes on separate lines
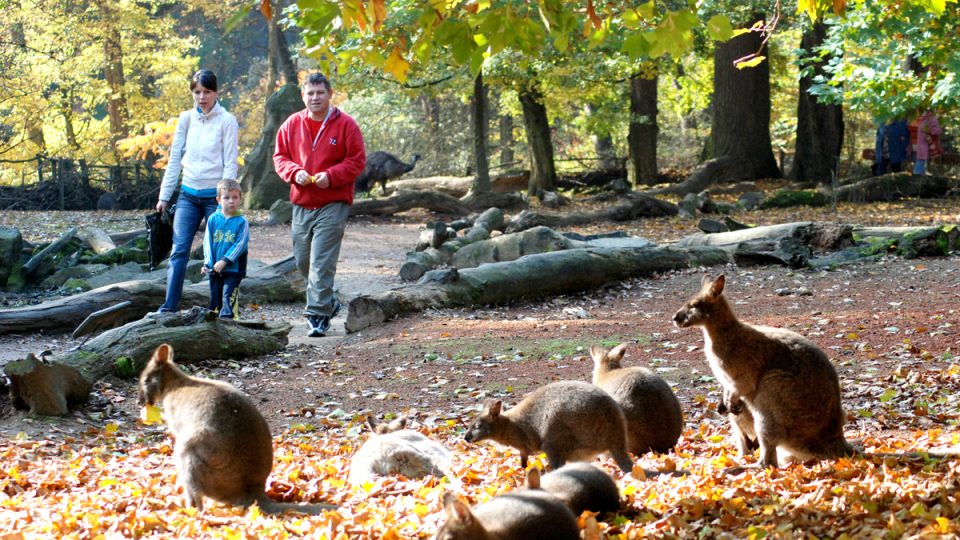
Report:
628,67,659,186
97,2,130,160
240,84,305,209
346,245,729,332
711,16,781,181
10,12,45,151
504,193,678,233
54,308,292,382
0,264,302,336
499,112,515,167
790,22,843,185
519,87,556,193
471,72,491,193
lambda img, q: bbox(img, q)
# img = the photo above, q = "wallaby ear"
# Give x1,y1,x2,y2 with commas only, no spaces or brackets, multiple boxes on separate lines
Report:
525,467,542,489
483,400,502,418
699,273,713,289
153,343,173,364
609,343,628,362
443,493,473,524
708,274,726,297
589,344,606,362
366,416,379,433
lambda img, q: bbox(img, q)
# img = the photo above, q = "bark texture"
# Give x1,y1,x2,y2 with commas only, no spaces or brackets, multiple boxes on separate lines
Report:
471,72,491,193
240,84,305,209
519,87,557,193
628,71,659,185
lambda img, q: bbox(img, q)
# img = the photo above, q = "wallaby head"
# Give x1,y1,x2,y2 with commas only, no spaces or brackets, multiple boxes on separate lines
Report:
672,274,728,329
137,343,185,407
436,493,485,540
463,400,501,443
590,343,628,378
367,415,408,434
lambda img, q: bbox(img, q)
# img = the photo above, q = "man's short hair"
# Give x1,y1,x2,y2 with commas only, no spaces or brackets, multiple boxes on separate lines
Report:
303,73,331,91
217,179,243,198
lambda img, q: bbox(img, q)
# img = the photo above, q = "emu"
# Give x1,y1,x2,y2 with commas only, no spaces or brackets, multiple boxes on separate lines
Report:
354,152,421,194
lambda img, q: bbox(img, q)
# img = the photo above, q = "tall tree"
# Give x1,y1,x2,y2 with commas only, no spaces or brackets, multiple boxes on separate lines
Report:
519,85,556,193
790,21,843,185
96,2,131,159
628,64,659,185
711,14,781,180
471,72,490,193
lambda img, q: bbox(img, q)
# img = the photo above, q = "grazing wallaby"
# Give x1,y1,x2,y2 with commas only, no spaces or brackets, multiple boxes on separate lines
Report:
137,343,335,513
525,463,621,516
349,416,454,485
435,491,579,540
590,343,684,455
672,275,854,468
463,380,633,473
718,388,759,455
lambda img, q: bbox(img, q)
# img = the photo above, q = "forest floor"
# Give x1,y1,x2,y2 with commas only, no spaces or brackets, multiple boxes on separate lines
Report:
1,187,959,538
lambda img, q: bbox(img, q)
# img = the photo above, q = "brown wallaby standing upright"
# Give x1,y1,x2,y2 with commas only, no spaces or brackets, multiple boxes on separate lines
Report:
463,380,633,473
137,343,335,513
435,490,579,540
672,275,854,468
590,343,684,455
525,462,621,516
349,415,454,485
718,387,758,455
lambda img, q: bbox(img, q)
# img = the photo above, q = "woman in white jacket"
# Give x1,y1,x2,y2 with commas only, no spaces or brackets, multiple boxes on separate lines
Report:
157,69,239,312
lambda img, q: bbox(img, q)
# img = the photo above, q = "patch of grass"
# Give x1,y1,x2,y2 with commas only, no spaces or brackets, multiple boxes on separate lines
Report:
394,334,651,361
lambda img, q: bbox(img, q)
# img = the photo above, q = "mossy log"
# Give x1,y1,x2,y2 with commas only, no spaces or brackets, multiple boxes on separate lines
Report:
853,225,959,258
4,354,92,416
53,307,292,382
346,245,730,332
835,173,954,203
0,262,302,336
23,227,78,282
504,193,678,233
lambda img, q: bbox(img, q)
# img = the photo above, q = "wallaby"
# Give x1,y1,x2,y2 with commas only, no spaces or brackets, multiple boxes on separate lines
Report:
463,380,633,473
435,490,579,540
590,343,684,455
525,463,621,516
349,415,454,485
672,274,854,468
137,343,335,513
718,387,759,455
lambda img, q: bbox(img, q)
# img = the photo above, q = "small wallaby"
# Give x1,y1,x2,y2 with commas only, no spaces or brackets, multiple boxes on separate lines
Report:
349,415,454,485
525,463,621,516
718,388,759,455
137,344,335,513
435,490,579,540
673,275,854,468
463,380,633,473
590,343,684,455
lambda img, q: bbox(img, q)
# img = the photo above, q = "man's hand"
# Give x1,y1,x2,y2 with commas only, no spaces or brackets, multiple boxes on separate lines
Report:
157,200,168,213
295,170,312,185
314,172,330,189
213,260,227,273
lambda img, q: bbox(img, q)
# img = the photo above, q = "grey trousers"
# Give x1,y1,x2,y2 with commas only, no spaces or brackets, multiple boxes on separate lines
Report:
291,202,350,317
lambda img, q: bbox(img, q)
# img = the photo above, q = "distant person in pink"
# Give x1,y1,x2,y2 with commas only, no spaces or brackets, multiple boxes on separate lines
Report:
913,110,942,175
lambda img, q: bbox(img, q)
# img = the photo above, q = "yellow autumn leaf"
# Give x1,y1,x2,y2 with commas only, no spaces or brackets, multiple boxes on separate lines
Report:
384,48,410,82
104,423,119,435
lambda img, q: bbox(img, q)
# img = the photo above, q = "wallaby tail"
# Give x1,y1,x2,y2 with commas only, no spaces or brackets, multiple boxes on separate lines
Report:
256,495,337,515
611,448,634,475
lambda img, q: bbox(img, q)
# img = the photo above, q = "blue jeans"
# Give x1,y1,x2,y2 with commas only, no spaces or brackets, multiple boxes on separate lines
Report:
159,192,218,312
913,159,927,174
208,272,242,319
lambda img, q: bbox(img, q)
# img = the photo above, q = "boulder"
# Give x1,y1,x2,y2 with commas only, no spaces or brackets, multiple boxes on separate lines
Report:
0,226,23,289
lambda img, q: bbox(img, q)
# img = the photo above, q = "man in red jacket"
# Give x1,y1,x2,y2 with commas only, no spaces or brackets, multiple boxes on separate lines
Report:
273,73,366,336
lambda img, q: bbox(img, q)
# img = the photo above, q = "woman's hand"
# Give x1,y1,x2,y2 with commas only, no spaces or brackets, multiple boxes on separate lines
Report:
157,200,168,213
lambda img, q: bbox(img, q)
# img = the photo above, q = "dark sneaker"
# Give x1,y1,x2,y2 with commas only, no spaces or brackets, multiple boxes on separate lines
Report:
306,315,324,337
330,298,343,319
315,316,332,336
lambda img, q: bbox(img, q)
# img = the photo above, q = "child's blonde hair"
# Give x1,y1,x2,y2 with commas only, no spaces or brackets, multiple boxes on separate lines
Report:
217,179,243,198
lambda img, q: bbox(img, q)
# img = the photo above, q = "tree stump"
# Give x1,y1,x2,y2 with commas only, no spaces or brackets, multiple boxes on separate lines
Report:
5,354,92,416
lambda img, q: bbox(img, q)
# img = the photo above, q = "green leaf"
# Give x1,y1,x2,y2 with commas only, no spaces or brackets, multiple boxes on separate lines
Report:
707,15,734,42
879,388,898,402
223,4,253,36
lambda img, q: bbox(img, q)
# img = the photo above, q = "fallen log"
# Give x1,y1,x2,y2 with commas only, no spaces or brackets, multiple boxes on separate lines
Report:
459,191,527,211
505,193,678,233
0,262,302,336
351,189,470,217
76,227,116,255
346,245,730,332
853,225,959,257
387,173,530,197
834,173,954,203
23,227,78,281
4,354,92,416
53,307,292,382
646,156,736,196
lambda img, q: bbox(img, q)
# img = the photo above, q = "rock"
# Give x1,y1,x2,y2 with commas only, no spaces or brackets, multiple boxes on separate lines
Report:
737,191,765,210
698,218,729,234
88,246,150,265
678,193,698,218
0,226,23,289
267,199,294,225
41,264,112,288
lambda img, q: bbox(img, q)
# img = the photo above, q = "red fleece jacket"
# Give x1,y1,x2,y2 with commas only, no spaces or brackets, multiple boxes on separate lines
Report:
273,108,366,209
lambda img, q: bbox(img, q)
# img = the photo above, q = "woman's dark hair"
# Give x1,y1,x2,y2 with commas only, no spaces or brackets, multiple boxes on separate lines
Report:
190,69,218,92
304,73,331,91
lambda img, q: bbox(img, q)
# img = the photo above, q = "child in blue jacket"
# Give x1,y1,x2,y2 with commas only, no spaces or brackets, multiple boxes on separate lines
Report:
202,179,249,319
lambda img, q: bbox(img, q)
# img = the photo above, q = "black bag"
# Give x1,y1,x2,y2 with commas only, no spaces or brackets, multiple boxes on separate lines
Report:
146,205,175,270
